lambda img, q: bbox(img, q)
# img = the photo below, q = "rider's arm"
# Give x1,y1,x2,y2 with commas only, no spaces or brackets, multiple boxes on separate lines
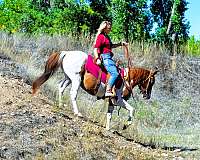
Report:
93,48,101,65
93,34,103,64
112,42,122,48
93,48,99,59
112,42,128,48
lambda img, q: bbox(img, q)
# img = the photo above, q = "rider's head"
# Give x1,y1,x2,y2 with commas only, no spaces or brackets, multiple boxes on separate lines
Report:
97,21,112,34
93,21,112,47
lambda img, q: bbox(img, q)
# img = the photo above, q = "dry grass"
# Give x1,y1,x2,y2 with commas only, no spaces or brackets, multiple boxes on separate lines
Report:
0,32,200,158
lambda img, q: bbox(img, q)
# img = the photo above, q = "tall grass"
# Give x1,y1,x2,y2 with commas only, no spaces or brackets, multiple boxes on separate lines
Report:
185,35,200,56
0,32,200,158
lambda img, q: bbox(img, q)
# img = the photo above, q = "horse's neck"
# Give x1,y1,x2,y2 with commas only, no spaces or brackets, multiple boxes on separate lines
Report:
129,68,149,86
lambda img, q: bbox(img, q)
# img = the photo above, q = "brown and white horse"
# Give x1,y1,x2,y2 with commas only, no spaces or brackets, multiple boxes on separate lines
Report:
32,51,157,130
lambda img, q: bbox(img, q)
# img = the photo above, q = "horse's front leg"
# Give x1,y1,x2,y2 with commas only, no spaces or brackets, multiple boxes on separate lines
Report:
116,89,134,125
106,99,114,130
58,77,71,107
122,100,134,125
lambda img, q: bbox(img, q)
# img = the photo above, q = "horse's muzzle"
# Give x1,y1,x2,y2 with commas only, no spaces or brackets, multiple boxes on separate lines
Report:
143,94,150,99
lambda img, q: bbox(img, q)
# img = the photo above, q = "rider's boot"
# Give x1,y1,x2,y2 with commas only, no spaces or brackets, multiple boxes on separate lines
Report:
105,85,115,97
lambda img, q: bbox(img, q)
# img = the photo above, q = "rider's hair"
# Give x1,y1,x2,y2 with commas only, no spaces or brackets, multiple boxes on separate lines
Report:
93,21,111,46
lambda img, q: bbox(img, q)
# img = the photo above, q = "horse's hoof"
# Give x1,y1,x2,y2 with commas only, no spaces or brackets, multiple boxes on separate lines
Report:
122,125,127,130
123,122,131,130
106,126,110,130
127,116,132,125
110,98,117,105
75,112,83,117
127,116,132,122
127,120,132,125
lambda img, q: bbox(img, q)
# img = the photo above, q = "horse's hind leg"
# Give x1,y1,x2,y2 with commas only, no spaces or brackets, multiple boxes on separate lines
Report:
69,74,82,116
58,75,71,107
106,99,114,130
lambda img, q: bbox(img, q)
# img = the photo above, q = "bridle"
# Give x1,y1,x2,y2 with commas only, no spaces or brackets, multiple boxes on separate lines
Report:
123,69,153,98
122,45,135,98
138,70,153,96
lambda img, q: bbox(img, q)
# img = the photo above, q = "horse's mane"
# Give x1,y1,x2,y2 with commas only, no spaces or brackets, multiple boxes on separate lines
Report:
129,67,151,83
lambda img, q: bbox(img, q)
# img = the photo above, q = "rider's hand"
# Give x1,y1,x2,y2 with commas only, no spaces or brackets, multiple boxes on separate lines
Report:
121,41,128,46
94,58,101,65
116,60,122,67
96,58,101,65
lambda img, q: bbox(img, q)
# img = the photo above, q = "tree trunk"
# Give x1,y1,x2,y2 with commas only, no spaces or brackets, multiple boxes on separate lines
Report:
167,0,176,35
167,0,177,71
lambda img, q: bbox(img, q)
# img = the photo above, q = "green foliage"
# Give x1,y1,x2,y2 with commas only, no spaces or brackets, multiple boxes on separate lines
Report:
186,36,200,56
89,0,111,35
109,0,151,42
0,0,32,33
172,0,190,41
0,0,191,45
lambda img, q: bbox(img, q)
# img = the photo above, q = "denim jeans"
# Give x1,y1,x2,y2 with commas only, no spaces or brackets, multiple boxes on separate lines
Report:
101,53,119,88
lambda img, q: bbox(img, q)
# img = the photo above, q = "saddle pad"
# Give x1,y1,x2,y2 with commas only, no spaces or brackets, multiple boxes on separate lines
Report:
85,55,107,83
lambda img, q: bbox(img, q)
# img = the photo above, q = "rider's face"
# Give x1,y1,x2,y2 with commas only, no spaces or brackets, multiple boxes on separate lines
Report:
104,23,112,34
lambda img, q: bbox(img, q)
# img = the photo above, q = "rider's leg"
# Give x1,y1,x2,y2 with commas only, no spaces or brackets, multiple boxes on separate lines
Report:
106,66,119,97
101,53,119,97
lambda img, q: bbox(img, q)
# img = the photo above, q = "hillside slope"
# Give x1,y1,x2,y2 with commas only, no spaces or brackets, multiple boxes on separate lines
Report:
0,56,184,160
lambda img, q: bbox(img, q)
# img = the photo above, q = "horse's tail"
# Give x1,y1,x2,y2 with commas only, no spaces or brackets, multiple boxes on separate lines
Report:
32,51,64,95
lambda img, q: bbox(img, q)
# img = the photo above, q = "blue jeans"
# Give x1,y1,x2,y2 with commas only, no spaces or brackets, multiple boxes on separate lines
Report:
101,53,119,88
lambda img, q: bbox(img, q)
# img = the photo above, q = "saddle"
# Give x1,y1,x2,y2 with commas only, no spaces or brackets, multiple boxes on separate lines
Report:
84,55,126,90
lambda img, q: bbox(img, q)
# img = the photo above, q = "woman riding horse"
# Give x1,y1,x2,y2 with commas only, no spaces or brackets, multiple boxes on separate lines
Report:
93,21,128,97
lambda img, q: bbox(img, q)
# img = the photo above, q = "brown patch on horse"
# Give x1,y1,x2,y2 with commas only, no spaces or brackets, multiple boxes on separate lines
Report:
83,71,99,95
32,52,61,95
122,67,153,99
129,67,150,84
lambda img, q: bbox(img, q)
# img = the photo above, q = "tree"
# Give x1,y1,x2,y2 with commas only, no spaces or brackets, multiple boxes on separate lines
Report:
150,0,190,43
88,0,111,35
109,0,151,42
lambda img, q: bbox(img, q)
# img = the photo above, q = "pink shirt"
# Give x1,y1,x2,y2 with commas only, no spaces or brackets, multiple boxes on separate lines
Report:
94,33,112,54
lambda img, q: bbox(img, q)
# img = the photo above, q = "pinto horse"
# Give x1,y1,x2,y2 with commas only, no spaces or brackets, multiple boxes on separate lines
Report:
32,51,157,130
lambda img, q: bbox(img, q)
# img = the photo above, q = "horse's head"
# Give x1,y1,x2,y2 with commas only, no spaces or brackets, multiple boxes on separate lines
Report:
138,69,158,99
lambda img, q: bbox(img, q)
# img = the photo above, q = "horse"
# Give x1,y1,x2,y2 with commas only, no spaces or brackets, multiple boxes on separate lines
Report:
32,51,158,130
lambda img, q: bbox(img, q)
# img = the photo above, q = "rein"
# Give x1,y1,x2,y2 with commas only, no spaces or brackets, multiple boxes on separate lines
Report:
122,45,135,99
122,45,153,98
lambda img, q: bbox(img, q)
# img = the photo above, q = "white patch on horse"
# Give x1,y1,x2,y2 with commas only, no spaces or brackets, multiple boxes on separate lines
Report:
61,51,87,74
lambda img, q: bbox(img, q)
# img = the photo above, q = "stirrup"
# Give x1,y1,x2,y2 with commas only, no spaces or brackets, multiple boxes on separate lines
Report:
105,90,115,97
